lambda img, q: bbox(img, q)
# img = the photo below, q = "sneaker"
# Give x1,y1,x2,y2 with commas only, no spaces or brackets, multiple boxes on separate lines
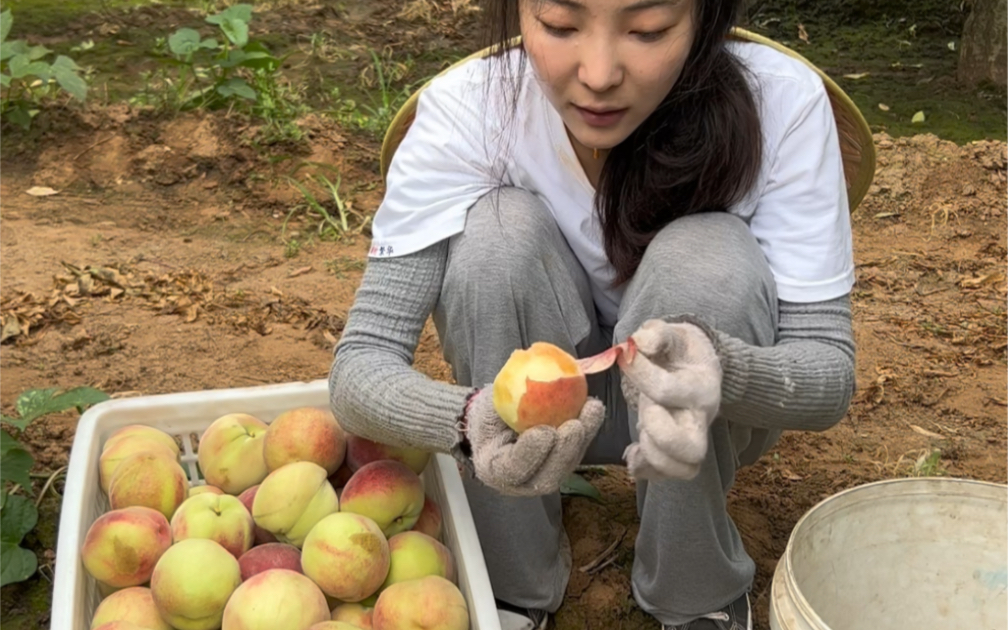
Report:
497,599,548,630
662,592,752,630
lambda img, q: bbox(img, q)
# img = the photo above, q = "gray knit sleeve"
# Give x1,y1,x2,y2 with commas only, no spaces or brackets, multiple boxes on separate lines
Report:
714,294,857,432
328,241,473,457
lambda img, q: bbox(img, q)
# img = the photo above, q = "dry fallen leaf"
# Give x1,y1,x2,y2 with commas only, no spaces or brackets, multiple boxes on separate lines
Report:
878,103,890,111
288,266,313,278
960,271,1006,288
781,468,803,481
797,23,809,43
844,72,870,80
909,424,944,439
26,186,59,197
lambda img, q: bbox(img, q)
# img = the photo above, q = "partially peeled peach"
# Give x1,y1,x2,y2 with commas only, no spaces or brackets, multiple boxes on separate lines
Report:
492,340,636,433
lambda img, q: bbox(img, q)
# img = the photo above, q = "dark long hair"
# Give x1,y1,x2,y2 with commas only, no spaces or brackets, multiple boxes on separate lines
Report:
480,0,763,286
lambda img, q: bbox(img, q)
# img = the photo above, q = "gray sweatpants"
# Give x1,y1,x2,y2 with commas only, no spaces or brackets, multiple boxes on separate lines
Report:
431,188,781,626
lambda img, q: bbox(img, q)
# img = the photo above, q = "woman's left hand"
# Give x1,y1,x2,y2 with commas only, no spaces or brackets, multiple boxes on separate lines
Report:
617,318,723,481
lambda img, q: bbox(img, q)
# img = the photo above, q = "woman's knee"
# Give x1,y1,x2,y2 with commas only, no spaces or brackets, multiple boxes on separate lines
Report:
616,212,778,345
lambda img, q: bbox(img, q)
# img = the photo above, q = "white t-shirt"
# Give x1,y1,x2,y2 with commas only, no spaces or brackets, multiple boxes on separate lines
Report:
368,40,855,327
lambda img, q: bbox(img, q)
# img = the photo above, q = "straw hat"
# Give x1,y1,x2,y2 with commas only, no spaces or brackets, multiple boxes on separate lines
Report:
379,28,876,212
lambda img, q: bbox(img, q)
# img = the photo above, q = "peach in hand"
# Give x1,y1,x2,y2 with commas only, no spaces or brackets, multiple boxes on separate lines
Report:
252,461,339,547
108,452,189,521
170,493,254,559
492,341,588,433
150,539,241,630
301,512,390,602
221,568,330,630
196,413,269,495
81,506,172,588
89,586,172,630
345,435,430,475
339,461,425,537
372,575,468,630
263,406,346,475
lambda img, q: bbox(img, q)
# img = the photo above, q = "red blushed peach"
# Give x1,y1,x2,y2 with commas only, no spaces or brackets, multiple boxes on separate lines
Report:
372,575,468,630
344,435,430,475
81,507,172,589
492,341,588,433
237,485,278,545
93,623,148,630
221,568,330,630
262,407,346,475
238,543,302,582
410,495,442,541
328,463,354,490
89,586,172,630
339,461,425,537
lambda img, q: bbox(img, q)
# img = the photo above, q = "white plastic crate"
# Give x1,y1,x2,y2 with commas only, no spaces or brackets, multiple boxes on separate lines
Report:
51,378,502,630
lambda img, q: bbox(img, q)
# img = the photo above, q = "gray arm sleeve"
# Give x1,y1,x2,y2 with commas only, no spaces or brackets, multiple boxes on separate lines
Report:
715,294,857,432
328,242,856,451
328,240,472,457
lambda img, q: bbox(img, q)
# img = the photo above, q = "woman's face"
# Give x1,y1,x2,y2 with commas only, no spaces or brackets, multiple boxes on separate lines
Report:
520,0,696,153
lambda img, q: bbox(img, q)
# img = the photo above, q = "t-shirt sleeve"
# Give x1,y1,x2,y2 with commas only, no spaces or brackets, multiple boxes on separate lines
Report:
747,76,856,303
368,60,504,259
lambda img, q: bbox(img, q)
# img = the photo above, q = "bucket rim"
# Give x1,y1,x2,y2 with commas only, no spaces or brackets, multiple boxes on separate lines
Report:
775,476,1008,629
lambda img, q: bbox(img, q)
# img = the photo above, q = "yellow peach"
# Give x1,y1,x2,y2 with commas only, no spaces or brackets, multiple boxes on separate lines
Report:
170,493,254,559
492,341,588,433
301,512,390,602
90,586,172,630
188,484,224,497
309,623,363,630
196,413,269,495
150,539,241,630
251,461,339,547
108,452,189,521
103,425,180,458
372,575,468,630
99,438,179,495
331,603,373,629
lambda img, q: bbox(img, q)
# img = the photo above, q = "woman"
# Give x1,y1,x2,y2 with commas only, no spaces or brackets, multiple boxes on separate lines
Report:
328,0,857,626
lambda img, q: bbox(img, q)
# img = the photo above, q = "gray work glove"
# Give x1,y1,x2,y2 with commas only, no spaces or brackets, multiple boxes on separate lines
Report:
618,317,723,481
461,387,605,497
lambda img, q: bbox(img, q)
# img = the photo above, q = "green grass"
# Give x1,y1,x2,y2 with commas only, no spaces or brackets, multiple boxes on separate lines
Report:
746,2,1006,143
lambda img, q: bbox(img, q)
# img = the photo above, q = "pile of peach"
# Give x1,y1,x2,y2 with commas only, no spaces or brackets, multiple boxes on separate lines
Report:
81,407,467,630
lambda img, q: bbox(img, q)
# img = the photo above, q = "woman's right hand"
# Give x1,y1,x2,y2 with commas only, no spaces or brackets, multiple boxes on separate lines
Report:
462,388,605,497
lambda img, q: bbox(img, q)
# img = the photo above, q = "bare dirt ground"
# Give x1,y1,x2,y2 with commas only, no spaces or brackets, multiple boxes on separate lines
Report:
1,2,1006,629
